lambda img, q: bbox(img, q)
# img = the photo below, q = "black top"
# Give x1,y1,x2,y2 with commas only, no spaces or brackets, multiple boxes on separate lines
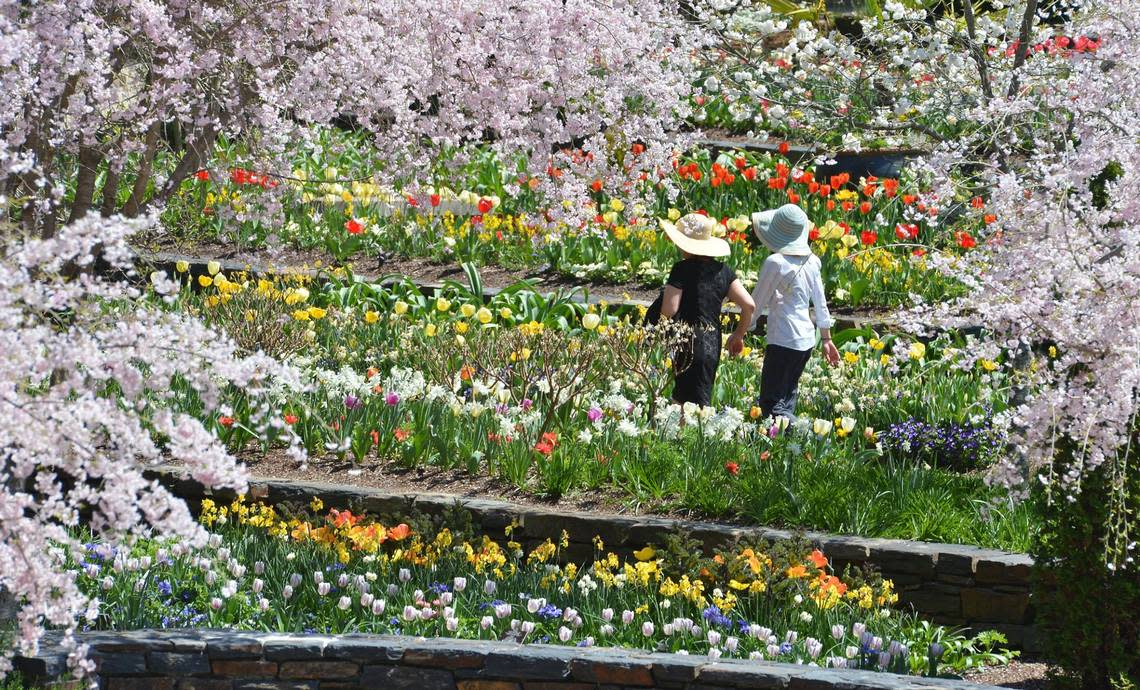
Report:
665,258,736,328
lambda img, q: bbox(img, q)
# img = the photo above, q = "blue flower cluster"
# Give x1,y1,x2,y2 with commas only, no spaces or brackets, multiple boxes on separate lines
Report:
701,605,732,629
536,604,563,620
880,415,1005,471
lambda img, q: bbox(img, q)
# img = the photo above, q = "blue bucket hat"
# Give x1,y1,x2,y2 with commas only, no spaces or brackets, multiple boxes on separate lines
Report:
752,204,812,256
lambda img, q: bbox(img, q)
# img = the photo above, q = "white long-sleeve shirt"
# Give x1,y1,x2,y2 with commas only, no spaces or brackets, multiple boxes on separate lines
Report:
748,253,833,351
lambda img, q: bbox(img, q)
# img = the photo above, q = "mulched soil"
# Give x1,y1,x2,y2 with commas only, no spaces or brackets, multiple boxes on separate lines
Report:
964,661,1049,688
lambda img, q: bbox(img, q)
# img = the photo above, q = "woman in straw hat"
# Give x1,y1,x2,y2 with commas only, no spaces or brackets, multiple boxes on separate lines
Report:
748,203,841,421
659,212,756,407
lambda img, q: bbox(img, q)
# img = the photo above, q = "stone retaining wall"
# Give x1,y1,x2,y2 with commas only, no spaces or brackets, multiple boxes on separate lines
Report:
14,630,1001,690
152,470,1037,651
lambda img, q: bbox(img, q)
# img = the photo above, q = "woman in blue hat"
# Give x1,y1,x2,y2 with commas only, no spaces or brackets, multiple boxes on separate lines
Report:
749,204,840,421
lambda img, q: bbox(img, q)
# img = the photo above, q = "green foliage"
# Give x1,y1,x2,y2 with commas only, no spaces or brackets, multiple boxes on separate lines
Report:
1033,428,1140,690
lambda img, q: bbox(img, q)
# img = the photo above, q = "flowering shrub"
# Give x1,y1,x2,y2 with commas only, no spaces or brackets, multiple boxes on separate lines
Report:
0,218,306,676
2,0,700,237
72,496,1014,675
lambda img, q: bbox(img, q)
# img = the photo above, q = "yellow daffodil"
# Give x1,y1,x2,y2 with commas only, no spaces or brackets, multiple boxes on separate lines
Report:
869,338,885,350
843,352,859,364
456,321,470,334
980,359,998,372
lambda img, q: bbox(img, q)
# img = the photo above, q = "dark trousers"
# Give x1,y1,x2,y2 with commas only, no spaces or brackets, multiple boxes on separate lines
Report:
758,344,813,420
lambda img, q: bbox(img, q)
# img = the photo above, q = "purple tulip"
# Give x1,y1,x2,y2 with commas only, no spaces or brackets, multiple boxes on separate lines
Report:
587,407,602,422
344,395,362,409
385,392,400,406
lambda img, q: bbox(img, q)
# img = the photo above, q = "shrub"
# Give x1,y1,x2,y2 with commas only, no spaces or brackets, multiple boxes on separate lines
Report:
1033,427,1140,690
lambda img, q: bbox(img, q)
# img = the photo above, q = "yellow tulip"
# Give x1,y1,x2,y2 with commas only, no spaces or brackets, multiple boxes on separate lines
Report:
461,303,477,318
633,546,656,561
436,297,451,313
197,275,213,287
813,419,833,436
424,323,437,337
292,309,310,321
456,321,470,334
667,208,681,221
476,307,493,324
207,260,221,276
609,198,625,213
364,311,380,324
498,307,512,320
394,300,409,315
175,260,190,273
581,313,601,331
908,342,926,361
307,307,327,320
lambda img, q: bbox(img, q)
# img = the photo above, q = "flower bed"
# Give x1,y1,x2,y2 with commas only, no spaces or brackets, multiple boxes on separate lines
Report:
153,470,1038,650
65,497,1017,678
164,128,986,310
158,265,1032,551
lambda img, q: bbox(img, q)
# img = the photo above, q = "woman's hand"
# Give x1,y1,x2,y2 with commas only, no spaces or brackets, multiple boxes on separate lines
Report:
726,333,745,356
822,338,840,366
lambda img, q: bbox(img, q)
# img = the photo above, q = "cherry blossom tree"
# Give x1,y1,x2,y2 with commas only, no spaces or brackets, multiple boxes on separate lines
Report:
0,213,311,675
0,0,702,675
915,0,1138,570
1,0,699,238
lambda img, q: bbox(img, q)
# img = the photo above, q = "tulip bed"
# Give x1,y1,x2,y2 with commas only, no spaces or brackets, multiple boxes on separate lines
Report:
72,496,1016,676
158,263,1035,552
160,129,981,310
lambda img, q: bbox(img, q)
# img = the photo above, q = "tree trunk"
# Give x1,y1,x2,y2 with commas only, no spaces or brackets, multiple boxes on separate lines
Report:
67,145,104,225
100,164,121,217
121,123,161,218
145,122,217,213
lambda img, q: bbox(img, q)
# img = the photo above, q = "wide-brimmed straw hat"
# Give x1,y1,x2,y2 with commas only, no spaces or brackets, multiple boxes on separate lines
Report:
661,213,731,258
752,204,812,256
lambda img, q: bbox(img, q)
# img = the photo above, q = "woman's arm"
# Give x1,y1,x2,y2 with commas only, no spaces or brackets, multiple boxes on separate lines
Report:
661,285,682,319
748,257,778,330
726,279,755,355
809,262,840,366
